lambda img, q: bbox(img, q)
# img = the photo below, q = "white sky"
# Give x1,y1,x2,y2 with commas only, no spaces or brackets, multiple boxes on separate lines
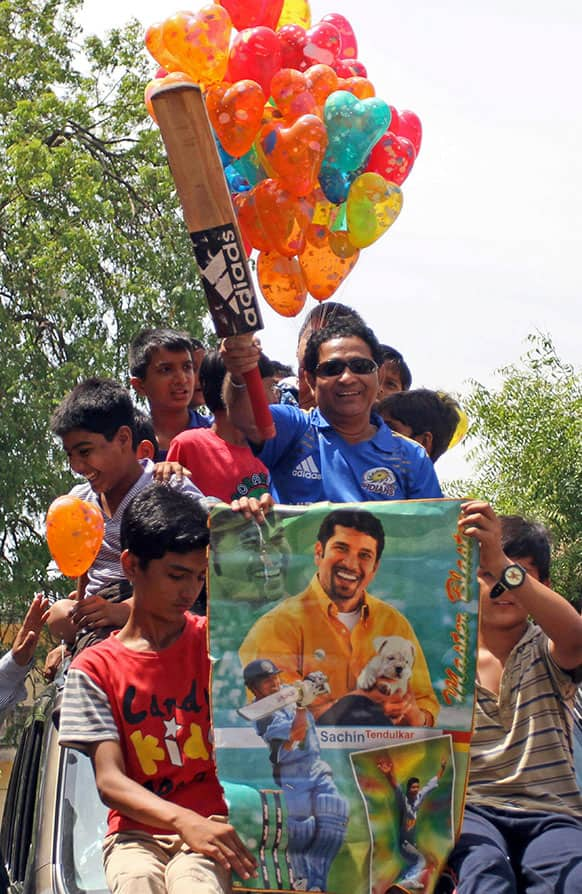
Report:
80,0,582,481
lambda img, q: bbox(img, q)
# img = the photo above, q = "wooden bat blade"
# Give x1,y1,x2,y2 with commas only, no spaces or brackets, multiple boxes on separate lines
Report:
151,81,275,440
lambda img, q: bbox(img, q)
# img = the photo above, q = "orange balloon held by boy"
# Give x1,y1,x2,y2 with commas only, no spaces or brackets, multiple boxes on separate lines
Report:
46,495,105,578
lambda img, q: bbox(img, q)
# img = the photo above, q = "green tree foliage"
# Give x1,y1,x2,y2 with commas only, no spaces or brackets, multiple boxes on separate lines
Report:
462,333,582,605
0,0,209,624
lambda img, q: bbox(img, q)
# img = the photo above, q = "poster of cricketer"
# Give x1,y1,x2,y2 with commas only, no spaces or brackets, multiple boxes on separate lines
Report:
209,499,479,894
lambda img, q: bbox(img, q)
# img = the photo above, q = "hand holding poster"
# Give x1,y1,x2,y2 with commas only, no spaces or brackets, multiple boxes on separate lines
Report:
209,499,478,894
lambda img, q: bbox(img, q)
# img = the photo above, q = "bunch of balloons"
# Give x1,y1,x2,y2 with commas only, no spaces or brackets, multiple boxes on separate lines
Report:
46,495,104,578
144,1,422,316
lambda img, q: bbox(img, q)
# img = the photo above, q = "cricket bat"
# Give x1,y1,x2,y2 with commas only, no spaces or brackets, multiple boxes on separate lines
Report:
151,82,275,441
237,685,300,722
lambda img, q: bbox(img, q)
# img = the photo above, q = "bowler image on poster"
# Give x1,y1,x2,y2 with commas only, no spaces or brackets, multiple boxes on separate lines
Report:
350,736,455,894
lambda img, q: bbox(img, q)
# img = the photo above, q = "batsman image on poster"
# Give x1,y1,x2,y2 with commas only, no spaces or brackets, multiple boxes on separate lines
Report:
208,500,479,894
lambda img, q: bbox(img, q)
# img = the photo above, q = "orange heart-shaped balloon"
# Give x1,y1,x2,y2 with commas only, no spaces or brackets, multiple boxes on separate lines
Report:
259,114,328,196
255,180,315,256
46,495,105,578
299,224,359,300
257,251,307,316
234,191,271,252
236,181,314,256
270,69,318,122
145,71,195,123
145,21,183,72
347,172,403,248
337,75,376,99
304,64,339,108
206,80,265,157
162,5,232,89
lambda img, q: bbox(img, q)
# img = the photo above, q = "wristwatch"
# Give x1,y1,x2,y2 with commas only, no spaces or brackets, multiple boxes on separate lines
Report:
490,563,527,599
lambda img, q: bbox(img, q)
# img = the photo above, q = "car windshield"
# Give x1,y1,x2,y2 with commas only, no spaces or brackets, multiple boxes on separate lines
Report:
57,748,108,894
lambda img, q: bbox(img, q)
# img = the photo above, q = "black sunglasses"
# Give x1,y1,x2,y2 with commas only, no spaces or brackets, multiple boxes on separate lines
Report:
314,357,378,378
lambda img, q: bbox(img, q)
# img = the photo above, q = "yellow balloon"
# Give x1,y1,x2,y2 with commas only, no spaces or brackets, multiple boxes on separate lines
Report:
448,406,469,449
346,173,403,249
277,0,311,29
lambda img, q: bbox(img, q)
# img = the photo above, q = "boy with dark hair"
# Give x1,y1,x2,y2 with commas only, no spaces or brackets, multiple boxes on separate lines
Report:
442,502,582,893
58,484,257,894
129,328,212,459
376,344,412,398
377,389,462,462
48,377,204,645
222,320,442,504
134,408,160,462
167,351,269,504
188,336,209,412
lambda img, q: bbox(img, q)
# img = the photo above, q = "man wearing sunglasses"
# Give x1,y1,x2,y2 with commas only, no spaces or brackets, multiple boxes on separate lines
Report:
221,320,442,505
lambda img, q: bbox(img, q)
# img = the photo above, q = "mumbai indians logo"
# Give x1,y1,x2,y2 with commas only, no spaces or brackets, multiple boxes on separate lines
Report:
362,467,397,496
232,472,269,501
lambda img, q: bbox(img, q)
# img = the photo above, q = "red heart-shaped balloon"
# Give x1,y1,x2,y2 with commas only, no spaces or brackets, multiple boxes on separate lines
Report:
277,24,307,69
321,13,358,59
276,22,342,72
227,26,282,95
333,58,367,78
393,109,422,155
366,131,416,186
218,0,283,31
302,22,342,69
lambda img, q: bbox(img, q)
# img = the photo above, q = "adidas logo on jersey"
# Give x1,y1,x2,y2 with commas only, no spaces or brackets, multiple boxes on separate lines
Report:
291,456,322,479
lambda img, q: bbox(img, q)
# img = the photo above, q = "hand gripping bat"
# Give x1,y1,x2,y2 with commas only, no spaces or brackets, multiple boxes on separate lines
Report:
151,81,275,441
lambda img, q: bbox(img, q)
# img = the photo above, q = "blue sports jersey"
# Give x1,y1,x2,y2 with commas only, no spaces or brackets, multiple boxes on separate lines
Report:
257,405,443,504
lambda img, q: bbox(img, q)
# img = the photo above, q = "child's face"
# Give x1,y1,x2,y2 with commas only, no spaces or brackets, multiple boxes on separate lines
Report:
376,360,404,402
378,412,414,441
124,548,208,622
190,347,206,408
62,428,134,495
132,347,194,412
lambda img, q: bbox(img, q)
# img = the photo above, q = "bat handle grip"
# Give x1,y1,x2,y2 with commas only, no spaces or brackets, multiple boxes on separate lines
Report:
243,366,276,441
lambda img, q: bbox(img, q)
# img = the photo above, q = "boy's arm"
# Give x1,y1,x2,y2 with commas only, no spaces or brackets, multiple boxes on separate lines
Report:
89,740,256,880
460,501,582,669
70,595,132,630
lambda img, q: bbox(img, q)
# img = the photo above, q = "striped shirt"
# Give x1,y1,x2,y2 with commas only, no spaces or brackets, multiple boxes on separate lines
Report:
69,459,204,597
467,623,582,817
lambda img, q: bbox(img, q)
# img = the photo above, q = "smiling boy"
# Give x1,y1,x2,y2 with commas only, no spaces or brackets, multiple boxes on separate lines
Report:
59,484,257,894
48,378,204,644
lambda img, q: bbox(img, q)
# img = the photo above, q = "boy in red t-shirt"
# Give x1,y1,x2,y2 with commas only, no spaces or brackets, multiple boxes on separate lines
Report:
167,350,271,504
58,483,256,894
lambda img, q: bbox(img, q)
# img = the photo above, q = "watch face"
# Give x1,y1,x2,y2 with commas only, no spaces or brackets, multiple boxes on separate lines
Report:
504,565,525,587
